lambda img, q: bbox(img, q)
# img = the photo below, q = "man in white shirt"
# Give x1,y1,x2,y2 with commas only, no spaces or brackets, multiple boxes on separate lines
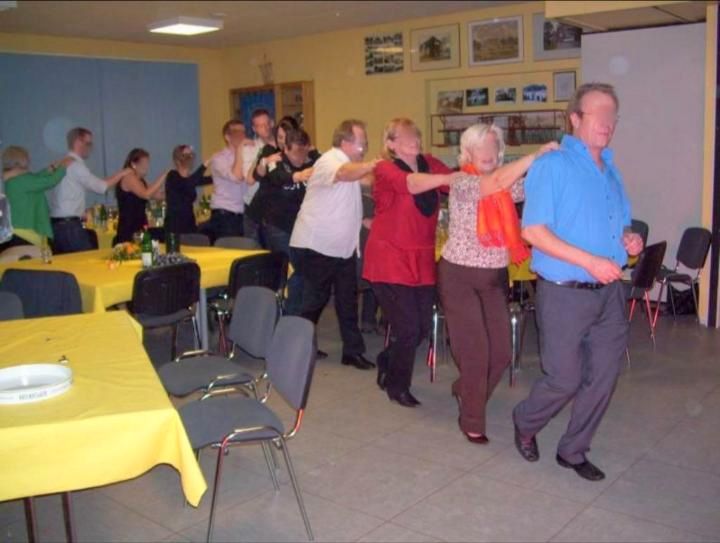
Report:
207,120,254,241
243,109,276,246
290,119,378,370
48,127,131,254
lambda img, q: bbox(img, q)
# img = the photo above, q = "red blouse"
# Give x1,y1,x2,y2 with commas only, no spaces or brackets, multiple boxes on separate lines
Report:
362,155,451,286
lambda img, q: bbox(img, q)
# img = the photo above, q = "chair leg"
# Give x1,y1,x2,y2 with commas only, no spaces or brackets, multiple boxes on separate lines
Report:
509,306,520,387
653,281,666,329
23,498,37,543
383,323,391,349
206,445,226,543
61,492,76,543
644,293,656,348
668,284,677,321
691,280,700,323
629,299,637,320
170,324,178,361
192,316,201,350
625,347,631,369
278,439,314,541
261,442,280,490
428,306,438,382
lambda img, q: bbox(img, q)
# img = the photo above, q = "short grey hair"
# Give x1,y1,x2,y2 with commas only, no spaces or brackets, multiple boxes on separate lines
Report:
2,146,30,172
458,123,505,166
567,82,619,118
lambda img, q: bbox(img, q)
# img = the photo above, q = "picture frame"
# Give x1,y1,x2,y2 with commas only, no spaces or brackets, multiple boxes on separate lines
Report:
553,71,577,102
494,87,517,105
466,87,489,107
436,90,464,114
522,83,548,103
468,16,523,66
532,13,582,61
410,24,460,72
364,32,404,76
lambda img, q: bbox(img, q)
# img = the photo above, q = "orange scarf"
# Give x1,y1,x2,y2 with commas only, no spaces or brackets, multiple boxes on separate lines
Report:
461,164,530,264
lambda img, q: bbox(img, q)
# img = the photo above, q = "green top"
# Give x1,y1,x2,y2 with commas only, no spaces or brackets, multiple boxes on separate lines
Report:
4,167,66,239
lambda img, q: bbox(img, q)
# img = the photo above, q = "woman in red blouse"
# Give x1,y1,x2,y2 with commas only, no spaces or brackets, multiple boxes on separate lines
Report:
362,118,459,408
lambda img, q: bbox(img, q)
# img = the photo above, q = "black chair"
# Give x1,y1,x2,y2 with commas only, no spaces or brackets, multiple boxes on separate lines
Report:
179,316,316,542
210,252,289,353
129,262,201,359
157,286,279,399
655,227,712,322
0,269,82,317
214,236,260,250
85,228,99,250
0,291,23,320
626,241,667,347
180,233,211,247
631,219,650,248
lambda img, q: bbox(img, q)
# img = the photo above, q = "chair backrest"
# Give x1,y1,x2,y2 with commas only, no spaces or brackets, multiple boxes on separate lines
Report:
0,269,82,317
131,262,200,316
631,241,667,291
0,291,23,320
214,236,260,250
631,219,649,247
180,233,211,247
85,229,99,250
676,227,712,270
0,245,42,263
228,286,279,357
228,252,288,299
265,316,316,411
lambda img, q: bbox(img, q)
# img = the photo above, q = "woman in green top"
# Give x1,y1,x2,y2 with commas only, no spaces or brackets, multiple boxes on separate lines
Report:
1,146,74,246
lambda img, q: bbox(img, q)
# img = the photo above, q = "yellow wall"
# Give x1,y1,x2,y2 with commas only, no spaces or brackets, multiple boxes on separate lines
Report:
220,1,580,157
0,32,229,157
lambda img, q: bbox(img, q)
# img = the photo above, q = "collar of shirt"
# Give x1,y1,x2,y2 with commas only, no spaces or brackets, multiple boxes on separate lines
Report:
330,147,350,167
561,134,614,168
67,151,85,164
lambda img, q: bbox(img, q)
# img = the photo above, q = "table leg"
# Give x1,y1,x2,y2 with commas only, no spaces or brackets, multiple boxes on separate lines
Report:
197,287,209,351
61,492,76,543
23,497,37,543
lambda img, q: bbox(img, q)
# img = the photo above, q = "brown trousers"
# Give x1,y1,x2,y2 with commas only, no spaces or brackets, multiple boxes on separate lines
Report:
438,259,511,435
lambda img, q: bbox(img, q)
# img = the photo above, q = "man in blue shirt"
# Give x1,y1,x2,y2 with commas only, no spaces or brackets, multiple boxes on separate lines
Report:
512,83,643,481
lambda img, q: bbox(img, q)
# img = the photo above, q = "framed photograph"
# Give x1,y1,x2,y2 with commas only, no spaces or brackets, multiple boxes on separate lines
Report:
553,71,576,102
494,87,517,105
533,13,582,61
523,83,548,103
364,32,404,75
468,16,523,66
410,24,460,71
466,87,489,107
437,90,464,113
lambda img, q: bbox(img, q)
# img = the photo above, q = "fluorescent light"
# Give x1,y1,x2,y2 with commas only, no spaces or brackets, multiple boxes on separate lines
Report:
0,1,17,11
148,16,223,36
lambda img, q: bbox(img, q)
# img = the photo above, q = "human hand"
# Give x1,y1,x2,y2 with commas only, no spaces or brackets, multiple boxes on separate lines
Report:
203,159,210,168
267,152,282,164
585,255,623,284
362,218,373,230
122,167,135,176
293,168,313,183
448,171,465,185
58,156,75,169
623,232,643,256
536,141,560,157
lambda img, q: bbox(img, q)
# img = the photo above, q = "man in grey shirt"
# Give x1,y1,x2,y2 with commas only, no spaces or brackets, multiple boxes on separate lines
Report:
48,127,130,253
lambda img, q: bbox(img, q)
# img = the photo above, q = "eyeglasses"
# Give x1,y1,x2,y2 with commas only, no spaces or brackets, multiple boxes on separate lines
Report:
578,111,620,124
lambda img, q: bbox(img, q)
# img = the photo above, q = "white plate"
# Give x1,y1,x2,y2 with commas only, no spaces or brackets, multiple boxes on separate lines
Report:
0,364,73,404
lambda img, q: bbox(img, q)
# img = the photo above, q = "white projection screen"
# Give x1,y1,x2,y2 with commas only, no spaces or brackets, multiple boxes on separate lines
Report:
582,23,706,301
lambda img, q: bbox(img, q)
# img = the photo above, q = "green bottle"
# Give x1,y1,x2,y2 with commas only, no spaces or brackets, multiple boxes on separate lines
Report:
141,230,153,268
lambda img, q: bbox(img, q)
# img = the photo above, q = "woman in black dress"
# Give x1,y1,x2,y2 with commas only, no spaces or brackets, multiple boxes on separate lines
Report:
115,148,167,243
164,145,212,235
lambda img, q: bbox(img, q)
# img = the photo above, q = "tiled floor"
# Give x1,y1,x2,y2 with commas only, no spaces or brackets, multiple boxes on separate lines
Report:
2,308,719,542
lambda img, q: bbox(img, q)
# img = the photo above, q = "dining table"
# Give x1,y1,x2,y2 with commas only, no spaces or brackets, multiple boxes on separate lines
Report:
0,311,207,541
0,246,267,350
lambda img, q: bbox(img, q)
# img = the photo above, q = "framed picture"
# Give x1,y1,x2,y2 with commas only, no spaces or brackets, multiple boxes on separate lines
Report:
553,71,577,102
364,32,404,75
410,24,460,71
494,87,517,105
523,83,548,103
532,13,582,61
437,90,464,113
468,16,523,66
466,87,489,107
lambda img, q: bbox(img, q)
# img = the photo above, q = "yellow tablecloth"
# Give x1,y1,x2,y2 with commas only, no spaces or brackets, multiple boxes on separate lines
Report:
0,247,266,313
0,312,207,505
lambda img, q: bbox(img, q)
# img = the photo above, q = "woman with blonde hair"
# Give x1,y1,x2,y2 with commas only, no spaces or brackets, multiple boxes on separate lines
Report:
164,145,212,235
362,117,458,407
433,123,558,443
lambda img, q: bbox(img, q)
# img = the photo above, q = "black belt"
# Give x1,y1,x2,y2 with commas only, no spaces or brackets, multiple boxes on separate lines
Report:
211,209,243,216
51,216,81,224
539,276,607,290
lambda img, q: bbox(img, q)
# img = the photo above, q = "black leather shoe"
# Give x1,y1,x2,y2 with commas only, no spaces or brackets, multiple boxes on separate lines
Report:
514,423,539,462
387,390,417,408
405,390,421,406
316,350,328,360
556,454,605,481
376,350,389,390
341,354,375,370
465,433,489,444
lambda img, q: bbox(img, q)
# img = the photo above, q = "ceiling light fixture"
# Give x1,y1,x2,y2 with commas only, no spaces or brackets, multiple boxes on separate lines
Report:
148,16,223,36
0,1,18,11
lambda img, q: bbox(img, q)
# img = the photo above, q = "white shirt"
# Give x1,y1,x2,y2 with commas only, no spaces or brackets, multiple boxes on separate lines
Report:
48,152,108,218
290,147,362,259
209,146,248,214
242,139,264,206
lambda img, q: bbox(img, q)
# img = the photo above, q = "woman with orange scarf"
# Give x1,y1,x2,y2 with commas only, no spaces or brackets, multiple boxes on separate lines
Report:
415,123,558,443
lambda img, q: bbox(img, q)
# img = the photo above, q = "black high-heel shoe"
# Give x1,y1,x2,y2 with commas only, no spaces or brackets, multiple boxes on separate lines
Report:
376,350,389,390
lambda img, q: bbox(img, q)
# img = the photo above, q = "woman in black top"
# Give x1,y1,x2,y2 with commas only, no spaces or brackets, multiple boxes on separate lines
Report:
164,145,212,235
116,148,167,243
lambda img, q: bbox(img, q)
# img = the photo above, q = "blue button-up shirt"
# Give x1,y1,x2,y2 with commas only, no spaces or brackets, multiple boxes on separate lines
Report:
522,135,631,283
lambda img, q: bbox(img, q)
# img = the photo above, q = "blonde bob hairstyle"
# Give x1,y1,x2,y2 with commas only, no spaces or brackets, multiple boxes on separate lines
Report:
457,123,505,167
381,117,422,160
2,146,30,173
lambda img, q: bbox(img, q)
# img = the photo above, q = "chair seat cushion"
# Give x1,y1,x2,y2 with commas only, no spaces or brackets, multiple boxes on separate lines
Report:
179,396,285,449
157,355,255,397
135,308,194,328
657,269,692,283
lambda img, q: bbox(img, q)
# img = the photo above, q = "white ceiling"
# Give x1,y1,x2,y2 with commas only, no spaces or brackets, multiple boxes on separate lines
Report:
0,1,521,48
